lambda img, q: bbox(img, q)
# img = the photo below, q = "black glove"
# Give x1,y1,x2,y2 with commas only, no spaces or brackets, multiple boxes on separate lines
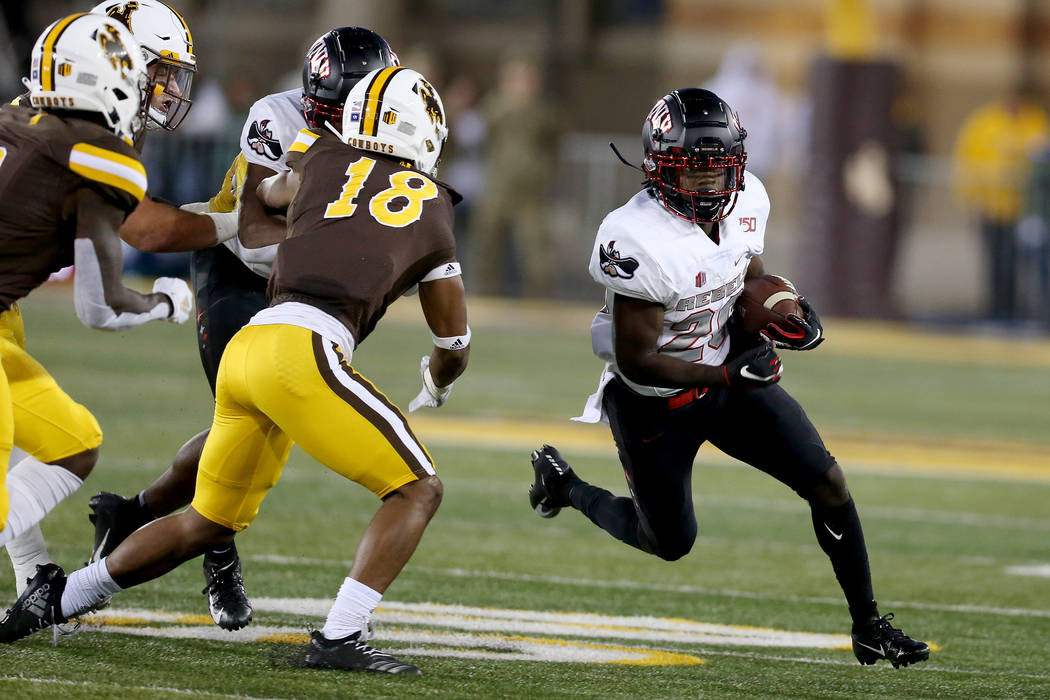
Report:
722,342,783,388
761,296,824,351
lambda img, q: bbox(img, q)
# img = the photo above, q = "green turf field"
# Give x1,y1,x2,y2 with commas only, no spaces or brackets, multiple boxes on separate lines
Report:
2,284,1049,699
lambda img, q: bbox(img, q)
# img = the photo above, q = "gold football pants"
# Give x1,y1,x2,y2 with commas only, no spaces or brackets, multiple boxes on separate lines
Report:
1,305,103,530
192,323,436,531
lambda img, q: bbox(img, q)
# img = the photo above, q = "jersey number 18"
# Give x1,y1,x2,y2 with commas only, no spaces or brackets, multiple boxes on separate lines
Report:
324,155,438,229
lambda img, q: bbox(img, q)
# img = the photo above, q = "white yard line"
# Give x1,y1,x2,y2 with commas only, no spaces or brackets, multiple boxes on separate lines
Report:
1005,564,1050,578
245,555,1050,619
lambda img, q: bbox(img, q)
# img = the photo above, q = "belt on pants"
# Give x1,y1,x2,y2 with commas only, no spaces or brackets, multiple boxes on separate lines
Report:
667,387,708,410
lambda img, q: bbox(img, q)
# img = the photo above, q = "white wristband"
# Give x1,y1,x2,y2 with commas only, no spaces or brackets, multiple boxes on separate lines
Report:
431,326,471,350
204,211,239,244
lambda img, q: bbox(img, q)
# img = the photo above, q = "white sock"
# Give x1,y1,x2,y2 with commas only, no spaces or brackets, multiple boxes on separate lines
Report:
0,455,83,546
5,524,53,595
60,558,122,619
321,577,382,641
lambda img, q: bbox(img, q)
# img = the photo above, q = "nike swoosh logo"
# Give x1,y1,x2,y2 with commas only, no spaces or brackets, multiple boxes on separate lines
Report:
642,432,665,444
823,523,843,540
855,640,885,656
91,529,110,563
739,366,773,382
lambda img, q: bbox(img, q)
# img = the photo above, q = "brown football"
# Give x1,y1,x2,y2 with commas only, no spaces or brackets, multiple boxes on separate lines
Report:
733,275,802,336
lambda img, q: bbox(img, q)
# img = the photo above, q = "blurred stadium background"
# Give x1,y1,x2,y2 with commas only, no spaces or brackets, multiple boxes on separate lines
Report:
3,0,1050,330
2,3,1050,696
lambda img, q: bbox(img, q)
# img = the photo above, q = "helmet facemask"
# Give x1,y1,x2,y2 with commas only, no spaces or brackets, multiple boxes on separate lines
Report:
644,150,747,223
143,51,194,130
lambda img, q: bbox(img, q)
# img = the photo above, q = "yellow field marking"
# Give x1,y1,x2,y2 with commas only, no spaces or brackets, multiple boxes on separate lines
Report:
408,414,1050,482
84,602,865,665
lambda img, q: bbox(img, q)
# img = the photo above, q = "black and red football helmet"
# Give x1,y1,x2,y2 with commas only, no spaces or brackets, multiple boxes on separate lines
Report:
642,88,748,223
301,27,399,130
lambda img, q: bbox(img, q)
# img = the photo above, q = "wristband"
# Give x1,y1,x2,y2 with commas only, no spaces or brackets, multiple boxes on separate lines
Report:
204,211,239,243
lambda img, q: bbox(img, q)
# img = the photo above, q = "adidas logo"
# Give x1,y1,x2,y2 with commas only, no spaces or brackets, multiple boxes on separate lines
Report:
449,338,464,349
444,264,456,274
23,582,51,617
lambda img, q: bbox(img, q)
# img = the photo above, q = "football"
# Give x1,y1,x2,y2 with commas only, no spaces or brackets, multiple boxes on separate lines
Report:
733,274,803,336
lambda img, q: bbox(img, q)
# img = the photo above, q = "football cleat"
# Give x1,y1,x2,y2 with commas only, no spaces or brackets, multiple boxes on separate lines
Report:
88,492,153,564
0,563,68,644
529,444,579,519
305,630,421,675
852,613,930,668
202,547,253,631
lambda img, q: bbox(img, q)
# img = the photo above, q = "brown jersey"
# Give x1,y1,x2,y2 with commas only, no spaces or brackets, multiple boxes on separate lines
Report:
0,104,146,310
269,129,457,345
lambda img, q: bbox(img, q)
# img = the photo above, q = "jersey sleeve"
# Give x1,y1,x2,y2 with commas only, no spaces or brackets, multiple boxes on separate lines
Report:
285,128,322,170
739,171,770,256
239,96,299,171
587,216,676,307
67,136,147,215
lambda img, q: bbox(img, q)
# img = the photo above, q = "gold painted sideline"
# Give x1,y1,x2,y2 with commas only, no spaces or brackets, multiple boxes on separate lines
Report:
409,414,1050,482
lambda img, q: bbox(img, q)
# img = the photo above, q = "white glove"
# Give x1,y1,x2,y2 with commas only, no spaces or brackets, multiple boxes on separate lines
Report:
153,277,193,324
408,355,453,412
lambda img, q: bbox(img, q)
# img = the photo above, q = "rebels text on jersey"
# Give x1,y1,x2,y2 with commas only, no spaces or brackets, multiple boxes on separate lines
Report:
587,171,770,397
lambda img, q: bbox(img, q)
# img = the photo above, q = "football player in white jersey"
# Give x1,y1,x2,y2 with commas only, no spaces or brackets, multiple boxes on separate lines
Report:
83,27,399,632
528,88,930,669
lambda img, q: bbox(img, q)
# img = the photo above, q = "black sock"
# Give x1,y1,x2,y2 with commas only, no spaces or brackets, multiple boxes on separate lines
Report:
568,481,648,552
811,498,877,624
124,492,156,529
207,542,238,560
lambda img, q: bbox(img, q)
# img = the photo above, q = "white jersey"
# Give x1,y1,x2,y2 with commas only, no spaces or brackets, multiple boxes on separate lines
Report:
238,88,306,172
581,172,770,411
217,88,308,277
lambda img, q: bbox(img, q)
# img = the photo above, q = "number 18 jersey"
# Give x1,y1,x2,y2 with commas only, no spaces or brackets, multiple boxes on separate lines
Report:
266,129,458,349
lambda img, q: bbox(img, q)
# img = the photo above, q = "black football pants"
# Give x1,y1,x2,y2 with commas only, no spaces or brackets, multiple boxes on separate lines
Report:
190,244,269,395
570,376,836,561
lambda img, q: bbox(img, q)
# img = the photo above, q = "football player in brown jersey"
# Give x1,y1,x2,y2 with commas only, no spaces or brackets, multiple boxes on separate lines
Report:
1,0,223,600
84,28,400,632
1,67,469,676
0,14,192,608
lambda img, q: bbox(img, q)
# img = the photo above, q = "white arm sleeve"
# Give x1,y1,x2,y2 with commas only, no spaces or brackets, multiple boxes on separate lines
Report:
73,238,169,330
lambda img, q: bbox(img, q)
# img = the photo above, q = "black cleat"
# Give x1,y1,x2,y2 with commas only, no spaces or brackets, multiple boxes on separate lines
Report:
305,630,421,675
529,444,579,519
852,613,930,668
202,547,253,631
0,563,68,644
88,492,152,564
